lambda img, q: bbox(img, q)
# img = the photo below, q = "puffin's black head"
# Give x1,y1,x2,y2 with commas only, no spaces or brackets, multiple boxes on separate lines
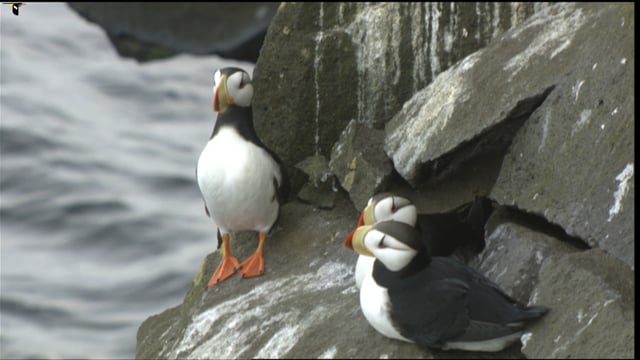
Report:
342,193,417,249
345,221,424,272
361,193,417,227
212,67,253,113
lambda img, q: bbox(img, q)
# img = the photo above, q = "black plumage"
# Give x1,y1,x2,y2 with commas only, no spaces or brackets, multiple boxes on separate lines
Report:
353,221,548,351
374,255,547,349
196,67,290,285
416,196,492,259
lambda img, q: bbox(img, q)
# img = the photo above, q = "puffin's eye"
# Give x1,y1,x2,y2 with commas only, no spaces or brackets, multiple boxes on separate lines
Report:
378,235,386,249
239,73,249,89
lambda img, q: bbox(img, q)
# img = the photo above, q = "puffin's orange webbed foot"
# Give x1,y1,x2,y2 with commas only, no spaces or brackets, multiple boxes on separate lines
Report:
238,253,264,278
207,233,241,287
238,231,267,278
207,255,240,287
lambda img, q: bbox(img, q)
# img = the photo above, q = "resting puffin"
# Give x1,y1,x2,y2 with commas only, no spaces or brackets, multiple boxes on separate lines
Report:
345,221,548,352
196,67,289,287
344,193,492,288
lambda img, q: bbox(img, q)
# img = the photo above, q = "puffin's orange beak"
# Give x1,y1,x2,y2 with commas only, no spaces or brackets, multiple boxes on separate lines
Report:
343,211,366,251
357,211,365,227
345,226,374,256
213,86,220,112
343,229,357,251
213,74,232,113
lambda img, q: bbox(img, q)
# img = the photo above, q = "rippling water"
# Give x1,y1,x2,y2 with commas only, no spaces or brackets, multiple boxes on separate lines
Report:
1,3,253,358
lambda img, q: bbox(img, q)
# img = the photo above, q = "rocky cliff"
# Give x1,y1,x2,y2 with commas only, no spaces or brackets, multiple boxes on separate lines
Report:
136,3,634,358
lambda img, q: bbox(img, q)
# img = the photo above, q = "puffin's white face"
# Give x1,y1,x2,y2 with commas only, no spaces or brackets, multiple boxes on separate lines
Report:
360,195,417,227
344,194,418,252
212,69,254,112
350,225,418,272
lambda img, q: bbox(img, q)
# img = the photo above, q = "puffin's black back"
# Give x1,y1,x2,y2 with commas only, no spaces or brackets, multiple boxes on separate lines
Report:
374,256,547,348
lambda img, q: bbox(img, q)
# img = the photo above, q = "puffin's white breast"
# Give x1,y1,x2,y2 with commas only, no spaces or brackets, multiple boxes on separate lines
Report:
360,272,412,343
197,127,281,233
355,255,375,289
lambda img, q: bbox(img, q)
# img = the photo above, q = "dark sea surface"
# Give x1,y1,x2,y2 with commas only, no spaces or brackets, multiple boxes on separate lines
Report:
1,3,253,358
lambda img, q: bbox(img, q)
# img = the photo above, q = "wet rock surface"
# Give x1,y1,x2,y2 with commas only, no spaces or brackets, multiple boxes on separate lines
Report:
137,3,634,359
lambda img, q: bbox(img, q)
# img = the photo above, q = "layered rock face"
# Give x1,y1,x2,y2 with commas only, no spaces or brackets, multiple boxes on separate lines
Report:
137,3,634,359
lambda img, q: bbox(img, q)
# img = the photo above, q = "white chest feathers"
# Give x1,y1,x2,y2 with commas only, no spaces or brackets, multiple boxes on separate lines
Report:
197,127,282,233
359,272,412,343
355,255,375,289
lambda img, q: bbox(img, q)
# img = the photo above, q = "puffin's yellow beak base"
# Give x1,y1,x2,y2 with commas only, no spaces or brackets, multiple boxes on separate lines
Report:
362,202,376,226
349,226,374,257
213,74,234,113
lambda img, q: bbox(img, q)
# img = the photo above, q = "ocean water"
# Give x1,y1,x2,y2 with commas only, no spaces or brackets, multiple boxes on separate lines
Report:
0,3,253,358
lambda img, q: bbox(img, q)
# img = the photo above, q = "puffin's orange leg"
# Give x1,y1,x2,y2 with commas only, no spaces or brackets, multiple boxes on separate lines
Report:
207,233,240,287
238,232,266,278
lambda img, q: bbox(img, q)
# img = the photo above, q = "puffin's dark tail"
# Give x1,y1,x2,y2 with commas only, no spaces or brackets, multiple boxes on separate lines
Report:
512,305,549,325
524,305,549,318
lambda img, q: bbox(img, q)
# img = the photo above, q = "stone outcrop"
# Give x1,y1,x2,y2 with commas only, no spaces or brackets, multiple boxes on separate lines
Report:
471,208,580,304
67,3,279,62
329,119,393,211
136,3,634,359
383,3,634,268
522,249,634,358
252,2,543,167
295,154,338,209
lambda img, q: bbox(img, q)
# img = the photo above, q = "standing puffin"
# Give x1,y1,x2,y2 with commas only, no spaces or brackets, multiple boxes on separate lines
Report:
343,193,492,289
345,220,548,352
197,67,289,287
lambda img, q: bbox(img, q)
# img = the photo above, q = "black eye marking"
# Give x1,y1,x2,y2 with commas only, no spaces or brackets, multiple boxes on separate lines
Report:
239,74,248,89
391,197,397,212
378,235,386,249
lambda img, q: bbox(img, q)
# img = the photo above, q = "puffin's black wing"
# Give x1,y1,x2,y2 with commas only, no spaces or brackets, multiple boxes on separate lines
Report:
386,257,546,347
431,257,548,325
269,150,290,205
388,277,470,347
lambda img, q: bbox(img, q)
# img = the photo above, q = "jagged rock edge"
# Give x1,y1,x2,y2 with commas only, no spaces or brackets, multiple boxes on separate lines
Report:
397,86,556,186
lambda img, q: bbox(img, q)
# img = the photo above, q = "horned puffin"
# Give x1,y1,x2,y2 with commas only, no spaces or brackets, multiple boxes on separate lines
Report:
196,67,289,287
345,220,548,352
344,193,492,288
